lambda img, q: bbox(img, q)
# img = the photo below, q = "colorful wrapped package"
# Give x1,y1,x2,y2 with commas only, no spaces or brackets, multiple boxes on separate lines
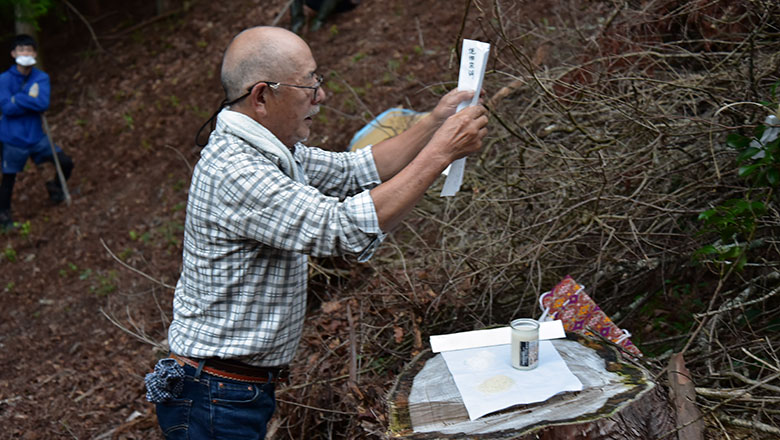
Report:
539,275,642,356
348,108,428,151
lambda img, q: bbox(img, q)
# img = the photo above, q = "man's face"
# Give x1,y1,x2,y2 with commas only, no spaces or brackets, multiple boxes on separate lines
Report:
262,47,325,148
11,45,36,61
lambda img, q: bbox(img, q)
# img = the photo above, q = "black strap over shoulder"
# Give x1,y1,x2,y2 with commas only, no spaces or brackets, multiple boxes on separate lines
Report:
195,92,249,148
195,99,228,148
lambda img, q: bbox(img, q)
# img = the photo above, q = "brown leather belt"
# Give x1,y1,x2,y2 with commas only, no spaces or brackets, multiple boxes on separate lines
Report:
171,353,289,384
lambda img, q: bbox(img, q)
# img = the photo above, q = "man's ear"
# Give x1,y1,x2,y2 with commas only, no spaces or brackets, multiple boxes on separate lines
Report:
248,82,270,117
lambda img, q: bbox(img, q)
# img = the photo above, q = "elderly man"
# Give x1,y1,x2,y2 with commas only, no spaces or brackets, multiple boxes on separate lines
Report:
147,26,487,439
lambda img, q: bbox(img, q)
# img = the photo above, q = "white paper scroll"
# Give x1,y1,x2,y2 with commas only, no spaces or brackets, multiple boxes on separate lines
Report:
440,39,490,197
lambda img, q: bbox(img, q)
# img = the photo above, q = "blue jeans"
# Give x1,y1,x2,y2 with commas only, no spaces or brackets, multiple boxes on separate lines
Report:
154,362,276,439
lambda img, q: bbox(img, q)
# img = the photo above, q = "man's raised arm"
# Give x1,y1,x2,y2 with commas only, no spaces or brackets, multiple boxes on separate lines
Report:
370,89,476,181
370,104,488,232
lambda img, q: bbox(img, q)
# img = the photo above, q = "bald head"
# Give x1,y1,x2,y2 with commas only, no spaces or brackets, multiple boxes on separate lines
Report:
221,26,313,102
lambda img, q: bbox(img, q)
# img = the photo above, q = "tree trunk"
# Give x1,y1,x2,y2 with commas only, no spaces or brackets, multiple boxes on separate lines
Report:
82,0,102,16
156,0,177,15
14,3,37,36
387,334,676,439
14,2,43,70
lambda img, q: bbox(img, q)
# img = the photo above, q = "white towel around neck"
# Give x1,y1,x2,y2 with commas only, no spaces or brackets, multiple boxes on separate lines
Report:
216,109,304,183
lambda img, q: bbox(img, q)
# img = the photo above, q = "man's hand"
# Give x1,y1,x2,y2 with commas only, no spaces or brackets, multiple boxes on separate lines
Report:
430,89,475,124
370,103,488,232
428,104,489,163
370,89,485,184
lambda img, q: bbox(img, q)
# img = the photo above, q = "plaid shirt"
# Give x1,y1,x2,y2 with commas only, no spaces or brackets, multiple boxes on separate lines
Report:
168,128,384,366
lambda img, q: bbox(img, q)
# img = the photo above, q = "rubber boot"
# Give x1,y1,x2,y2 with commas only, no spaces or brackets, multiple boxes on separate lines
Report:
44,151,73,204
0,209,14,232
290,0,306,34
45,179,66,204
0,173,15,230
310,0,341,31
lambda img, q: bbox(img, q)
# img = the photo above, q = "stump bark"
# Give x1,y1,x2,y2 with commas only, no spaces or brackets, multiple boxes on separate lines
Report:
387,334,675,439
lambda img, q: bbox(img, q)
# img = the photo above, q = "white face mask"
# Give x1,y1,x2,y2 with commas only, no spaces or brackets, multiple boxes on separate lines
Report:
15,55,36,67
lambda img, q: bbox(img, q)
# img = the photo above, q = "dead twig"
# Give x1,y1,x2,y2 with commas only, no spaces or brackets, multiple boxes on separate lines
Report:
99,307,168,352
347,303,358,385
63,0,106,54
716,413,780,436
100,237,175,290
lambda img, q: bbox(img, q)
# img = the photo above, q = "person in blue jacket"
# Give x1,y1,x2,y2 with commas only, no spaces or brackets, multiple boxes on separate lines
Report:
0,34,73,230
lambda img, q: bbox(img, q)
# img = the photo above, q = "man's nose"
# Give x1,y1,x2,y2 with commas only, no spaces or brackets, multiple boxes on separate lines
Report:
313,87,326,104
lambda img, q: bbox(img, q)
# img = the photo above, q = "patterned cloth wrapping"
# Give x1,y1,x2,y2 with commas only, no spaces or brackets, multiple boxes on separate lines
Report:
145,358,185,403
539,275,642,356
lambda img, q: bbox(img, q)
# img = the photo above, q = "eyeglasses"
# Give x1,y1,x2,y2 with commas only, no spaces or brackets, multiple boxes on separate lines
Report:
239,73,323,104
256,73,323,99
196,74,323,148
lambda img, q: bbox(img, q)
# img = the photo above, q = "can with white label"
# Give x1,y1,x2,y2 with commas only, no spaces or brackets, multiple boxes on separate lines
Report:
510,318,539,370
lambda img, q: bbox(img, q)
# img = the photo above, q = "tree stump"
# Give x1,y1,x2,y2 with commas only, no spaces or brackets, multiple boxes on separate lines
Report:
386,334,675,439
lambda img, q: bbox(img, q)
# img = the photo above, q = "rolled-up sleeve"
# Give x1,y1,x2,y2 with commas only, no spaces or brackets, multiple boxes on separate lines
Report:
345,190,386,262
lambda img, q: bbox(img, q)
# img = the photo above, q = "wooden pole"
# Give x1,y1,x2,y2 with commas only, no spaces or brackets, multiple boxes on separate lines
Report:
41,115,72,206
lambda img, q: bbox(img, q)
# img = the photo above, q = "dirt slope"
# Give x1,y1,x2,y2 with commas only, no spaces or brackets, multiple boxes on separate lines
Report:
0,0,488,438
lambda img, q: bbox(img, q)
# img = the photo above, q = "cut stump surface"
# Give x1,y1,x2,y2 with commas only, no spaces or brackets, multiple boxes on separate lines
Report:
387,334,674,439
